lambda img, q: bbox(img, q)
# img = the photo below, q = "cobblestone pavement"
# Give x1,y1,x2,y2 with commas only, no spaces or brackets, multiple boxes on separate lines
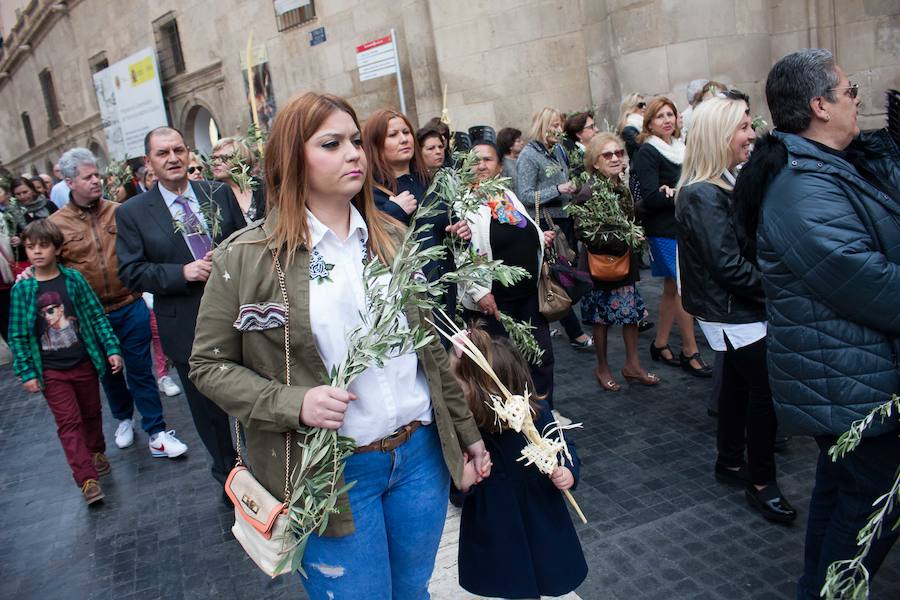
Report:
2,275,898,599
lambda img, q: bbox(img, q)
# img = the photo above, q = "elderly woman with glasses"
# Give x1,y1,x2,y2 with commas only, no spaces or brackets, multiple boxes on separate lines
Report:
210,137,265,225
574,133,659,391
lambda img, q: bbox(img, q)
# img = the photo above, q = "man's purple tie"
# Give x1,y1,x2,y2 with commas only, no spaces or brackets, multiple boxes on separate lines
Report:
174,195,213,260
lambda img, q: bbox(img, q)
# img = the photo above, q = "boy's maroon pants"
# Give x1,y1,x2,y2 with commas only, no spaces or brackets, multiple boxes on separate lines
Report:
42,360,105,486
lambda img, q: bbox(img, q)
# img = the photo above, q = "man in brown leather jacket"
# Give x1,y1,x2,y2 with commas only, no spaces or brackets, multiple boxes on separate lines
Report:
49,148,188,459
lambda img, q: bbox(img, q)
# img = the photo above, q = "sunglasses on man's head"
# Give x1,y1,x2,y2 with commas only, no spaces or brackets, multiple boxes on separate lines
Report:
601,149,626,160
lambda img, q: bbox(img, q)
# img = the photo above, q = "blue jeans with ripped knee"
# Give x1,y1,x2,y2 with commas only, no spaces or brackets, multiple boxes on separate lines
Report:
299,423,451,600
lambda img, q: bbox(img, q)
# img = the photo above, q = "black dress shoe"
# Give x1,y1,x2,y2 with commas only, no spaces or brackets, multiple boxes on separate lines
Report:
715,462,748,486
745,485,797,524
638,319,655,333
650,343,680,366
680,351,713,377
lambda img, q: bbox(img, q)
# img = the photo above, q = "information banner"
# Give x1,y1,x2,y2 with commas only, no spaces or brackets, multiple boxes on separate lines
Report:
92,48,168,160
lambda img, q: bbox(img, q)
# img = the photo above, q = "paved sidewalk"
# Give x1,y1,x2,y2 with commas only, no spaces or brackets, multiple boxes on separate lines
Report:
1,276,898,599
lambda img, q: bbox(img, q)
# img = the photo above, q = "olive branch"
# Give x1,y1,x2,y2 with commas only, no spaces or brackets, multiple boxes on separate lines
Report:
101,158,133,201
821,394,900,600
565,173,645,251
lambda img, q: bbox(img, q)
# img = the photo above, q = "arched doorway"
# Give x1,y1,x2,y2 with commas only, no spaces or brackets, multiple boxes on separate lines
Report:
186,105,220,157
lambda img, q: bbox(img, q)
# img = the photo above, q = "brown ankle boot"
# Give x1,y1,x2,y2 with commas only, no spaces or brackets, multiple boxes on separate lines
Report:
93,453,111,476
81,479,105,505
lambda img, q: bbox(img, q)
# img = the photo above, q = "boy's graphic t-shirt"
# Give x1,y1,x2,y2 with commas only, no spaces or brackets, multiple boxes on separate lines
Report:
35,275,87,370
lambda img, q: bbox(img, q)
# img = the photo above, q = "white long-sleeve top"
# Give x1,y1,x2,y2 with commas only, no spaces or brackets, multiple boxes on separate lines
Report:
306,206,432,446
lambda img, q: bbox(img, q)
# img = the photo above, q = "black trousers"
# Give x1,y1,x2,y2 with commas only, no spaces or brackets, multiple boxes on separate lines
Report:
174,362,237,485
463,293,555,410
716,336,777,485
797,435,900,598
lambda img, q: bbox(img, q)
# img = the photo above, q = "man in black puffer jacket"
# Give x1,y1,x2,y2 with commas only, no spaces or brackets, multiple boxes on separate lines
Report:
734,49,900,599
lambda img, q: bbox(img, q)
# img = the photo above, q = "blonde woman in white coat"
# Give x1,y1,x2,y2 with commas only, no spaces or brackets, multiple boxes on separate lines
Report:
460,141,563,416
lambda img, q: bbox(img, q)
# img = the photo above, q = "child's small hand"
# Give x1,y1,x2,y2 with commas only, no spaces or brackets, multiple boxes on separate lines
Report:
108,354,124,374
22,379,40,393
460,454,480,493
550,466,574,491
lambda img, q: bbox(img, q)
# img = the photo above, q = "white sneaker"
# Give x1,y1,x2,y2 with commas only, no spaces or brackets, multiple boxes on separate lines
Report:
114,419,134,449
549,327,562,337
149,430,188,458
552,410,573,427
157,375,181,397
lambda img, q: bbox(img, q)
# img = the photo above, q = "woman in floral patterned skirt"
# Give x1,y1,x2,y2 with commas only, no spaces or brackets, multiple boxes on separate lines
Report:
574,133,660,391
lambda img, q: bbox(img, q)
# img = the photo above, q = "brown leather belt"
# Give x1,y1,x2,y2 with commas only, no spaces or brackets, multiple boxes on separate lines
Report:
354,421,423,454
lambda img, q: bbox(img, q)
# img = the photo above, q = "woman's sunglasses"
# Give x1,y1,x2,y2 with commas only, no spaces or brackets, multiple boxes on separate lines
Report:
636,102,647,109
188,166,201,174
601,149,626,160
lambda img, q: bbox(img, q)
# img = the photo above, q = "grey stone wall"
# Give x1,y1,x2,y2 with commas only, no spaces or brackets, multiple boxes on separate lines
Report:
1,0,896,174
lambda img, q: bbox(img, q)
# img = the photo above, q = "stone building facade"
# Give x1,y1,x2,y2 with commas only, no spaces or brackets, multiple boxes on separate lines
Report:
1,0,897,175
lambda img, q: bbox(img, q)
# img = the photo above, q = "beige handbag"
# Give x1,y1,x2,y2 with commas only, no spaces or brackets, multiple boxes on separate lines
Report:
534,192,573,320
223,251,294,578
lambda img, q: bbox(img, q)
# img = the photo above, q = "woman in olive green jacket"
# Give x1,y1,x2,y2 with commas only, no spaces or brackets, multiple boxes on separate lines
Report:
189,92,488,598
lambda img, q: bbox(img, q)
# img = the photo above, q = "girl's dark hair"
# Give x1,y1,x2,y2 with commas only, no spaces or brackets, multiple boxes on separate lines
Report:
10,177,38,197
563,112,592,142
452,324,543,433
496,127,522,158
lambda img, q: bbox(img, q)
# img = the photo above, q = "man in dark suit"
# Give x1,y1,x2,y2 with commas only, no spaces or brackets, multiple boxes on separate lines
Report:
116,126,244,486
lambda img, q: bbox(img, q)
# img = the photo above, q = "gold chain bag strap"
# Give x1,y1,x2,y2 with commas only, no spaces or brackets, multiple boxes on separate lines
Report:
534,191,572,321
223,250,293,578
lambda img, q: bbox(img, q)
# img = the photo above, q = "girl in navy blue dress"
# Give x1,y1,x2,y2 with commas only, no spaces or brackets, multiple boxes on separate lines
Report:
452,327,588,599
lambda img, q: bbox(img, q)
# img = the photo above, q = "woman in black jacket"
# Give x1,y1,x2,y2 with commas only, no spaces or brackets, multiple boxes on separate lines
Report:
632,97,710,377
675,95,795,524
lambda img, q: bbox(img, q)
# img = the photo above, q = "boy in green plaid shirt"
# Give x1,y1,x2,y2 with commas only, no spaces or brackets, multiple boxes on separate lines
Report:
8,220,123,505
